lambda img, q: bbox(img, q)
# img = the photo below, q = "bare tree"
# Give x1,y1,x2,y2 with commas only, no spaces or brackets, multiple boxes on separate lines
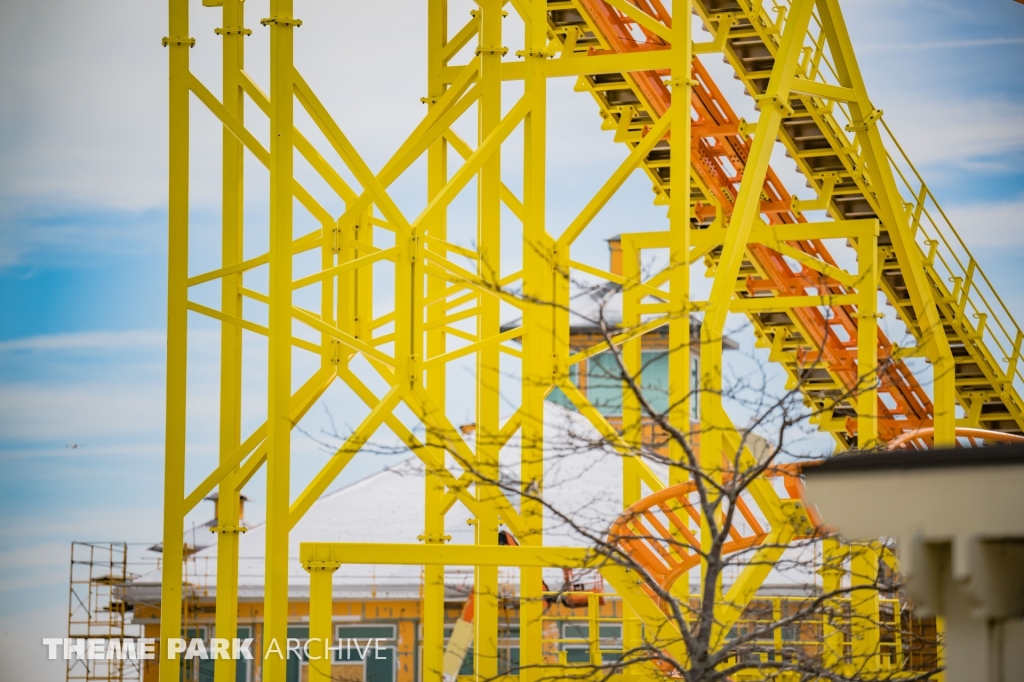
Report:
303,276,941,682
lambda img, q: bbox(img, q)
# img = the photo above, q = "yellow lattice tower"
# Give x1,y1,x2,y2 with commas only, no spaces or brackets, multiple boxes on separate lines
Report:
160,0,1024,680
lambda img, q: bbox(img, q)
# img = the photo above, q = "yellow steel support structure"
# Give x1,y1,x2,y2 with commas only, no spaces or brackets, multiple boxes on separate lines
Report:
159,0,1024,679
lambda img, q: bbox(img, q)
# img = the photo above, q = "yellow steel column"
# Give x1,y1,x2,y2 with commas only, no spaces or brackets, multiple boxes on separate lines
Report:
857,226,880,449
621,237,643,498
474,1,502,677
422,1,448,680
666,0,694,621
213,3,246,681
520,0,550,676
618,238,647,665
815,0,955,446
698,0,814,593
935,615,946,682
305,560,340,682
159,1,189,679
355,209,374,344
263,1,297,679
819,537,847,671
668,0,693,487
849,543,880,675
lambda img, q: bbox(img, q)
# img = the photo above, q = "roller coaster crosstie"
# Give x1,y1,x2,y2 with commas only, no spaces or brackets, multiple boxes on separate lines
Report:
160,0,1024,680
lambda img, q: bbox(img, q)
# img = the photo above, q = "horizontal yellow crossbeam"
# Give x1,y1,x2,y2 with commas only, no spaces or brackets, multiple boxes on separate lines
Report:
443,51,678,83
568,316,672,365
423,327,523,370
181,369,336,513
423,233,478,260
559,110,673,248
730,294,859,311
603,0,671,42
239,71,358,205
557,379,666,493
189,73,335,229
292,246,397,290
443,131,525,221
187,228,320,287
772,241,857,288
569,259,676,303
186,301,321,354
688,219,880,247
790,77,857,102
421,262,525,310
299,542,597,568
292,306,396,366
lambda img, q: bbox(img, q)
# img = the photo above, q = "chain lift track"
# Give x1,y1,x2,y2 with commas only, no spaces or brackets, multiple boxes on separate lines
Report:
159,1,1024,681
554,0,1024,445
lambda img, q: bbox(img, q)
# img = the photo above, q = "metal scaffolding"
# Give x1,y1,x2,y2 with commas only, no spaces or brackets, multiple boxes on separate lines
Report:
159,0,1024,680
67,542,142,682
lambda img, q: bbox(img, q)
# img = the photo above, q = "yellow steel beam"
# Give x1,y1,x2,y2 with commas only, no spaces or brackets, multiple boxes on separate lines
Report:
603,0,672,42
213,4,245,680
443,130,525,221
287,386,405,528
185,301,321,354
181,368,335,514
444,50,680,82
423,7,451,676
668,0,694,494
238,71,357,204
558,110,673,248
815,0,956,445
698,0,816,630
291,246,397,290
300,541,596,568
161,2,1002,680
159,0,189,677
262,1,298,678
304,559,340,682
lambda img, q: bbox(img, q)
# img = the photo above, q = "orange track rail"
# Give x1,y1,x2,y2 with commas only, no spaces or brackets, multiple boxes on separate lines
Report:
573,0,933,444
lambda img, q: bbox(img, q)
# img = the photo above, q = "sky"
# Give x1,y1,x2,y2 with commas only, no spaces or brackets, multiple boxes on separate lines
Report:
1,0,1022,679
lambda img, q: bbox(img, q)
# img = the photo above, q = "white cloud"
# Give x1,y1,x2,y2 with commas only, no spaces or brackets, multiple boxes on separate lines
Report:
0,329,164,353
0,1,168,210
0,543,70,573
0,512,162,544
859,37,1024,52
0,444,164,461
881,99,1024,169
943,197,1024,248
0,383,164,442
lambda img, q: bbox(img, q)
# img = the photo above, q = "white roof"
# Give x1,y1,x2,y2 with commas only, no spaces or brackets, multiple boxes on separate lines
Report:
133,403,816,600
